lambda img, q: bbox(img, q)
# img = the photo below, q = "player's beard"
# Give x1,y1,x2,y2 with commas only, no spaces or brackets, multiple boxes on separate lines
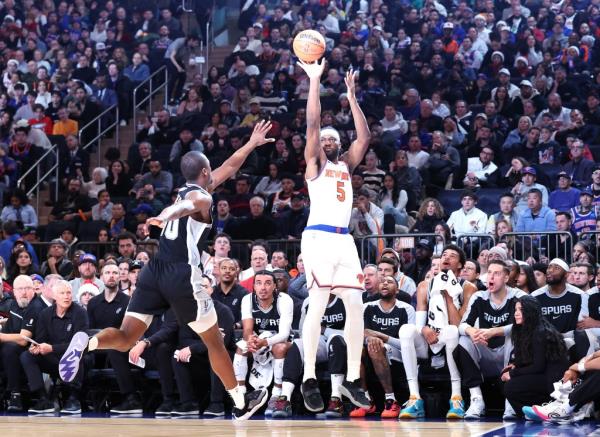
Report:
324,145,340,162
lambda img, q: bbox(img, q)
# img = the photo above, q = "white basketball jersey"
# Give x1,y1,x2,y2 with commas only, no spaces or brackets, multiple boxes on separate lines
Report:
427,271,463,354
306,160,353,228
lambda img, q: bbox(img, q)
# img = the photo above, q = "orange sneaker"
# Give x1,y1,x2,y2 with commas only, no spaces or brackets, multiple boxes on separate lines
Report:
381,399,401,418
349,402,376,417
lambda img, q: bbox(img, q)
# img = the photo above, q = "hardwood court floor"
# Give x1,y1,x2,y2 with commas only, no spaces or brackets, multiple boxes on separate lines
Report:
0,415,509,437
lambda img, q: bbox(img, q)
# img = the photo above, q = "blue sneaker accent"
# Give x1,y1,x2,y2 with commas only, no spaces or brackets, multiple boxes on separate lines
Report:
59,332,88,382
522,406,543,421
446,397,465,419
400,397,425,419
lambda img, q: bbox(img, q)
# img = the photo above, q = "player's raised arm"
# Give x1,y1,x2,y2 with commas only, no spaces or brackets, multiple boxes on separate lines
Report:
209,120,275,190
145,190,211,230
342,69,371,173
298,59,326,179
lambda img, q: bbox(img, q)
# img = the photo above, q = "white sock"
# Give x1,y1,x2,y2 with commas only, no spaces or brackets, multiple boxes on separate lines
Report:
385,392,396,401
339,289,364,382
469,386,483,400
364,390,371,401
228,385,246,409
271,385,282,397
88,336,98,351
233,353,248,382
281,381,295,399
331,374,344,399
274,358,284,385
301,287,330,381
408,380,421,399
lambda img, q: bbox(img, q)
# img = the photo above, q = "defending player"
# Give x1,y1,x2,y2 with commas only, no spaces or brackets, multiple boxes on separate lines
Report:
58,121,275,419
297,59,371,412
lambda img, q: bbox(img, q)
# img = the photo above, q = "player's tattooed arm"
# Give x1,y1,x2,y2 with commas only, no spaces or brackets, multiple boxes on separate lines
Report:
208,120,274,190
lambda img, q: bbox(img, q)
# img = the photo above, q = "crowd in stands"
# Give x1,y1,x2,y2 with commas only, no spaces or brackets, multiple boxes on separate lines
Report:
0,0,599,424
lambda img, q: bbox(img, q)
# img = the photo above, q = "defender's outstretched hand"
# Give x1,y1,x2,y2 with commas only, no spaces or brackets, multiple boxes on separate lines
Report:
298,58,326,79
249,119,276,147
344,68,358,99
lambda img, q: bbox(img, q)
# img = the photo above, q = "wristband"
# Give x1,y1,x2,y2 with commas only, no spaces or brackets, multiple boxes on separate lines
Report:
577,360,586,374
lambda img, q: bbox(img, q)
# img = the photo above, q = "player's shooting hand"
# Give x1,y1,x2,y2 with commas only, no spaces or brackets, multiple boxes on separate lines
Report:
249,119,275,147
344,68,358,99
297,58,326,80
146,217,165,230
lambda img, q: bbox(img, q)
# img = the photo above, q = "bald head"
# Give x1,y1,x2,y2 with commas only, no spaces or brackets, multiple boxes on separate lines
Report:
180,151,210,182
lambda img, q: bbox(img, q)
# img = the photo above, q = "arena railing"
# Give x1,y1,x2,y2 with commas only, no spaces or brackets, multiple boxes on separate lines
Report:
455,233,496,259
16,144,59,213
79,104,120,167
502,231,573,263
30,240,160,264
132,65,168,136
358,233,442,264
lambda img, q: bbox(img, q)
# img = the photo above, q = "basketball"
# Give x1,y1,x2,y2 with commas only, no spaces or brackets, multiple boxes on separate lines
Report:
293,30,326,63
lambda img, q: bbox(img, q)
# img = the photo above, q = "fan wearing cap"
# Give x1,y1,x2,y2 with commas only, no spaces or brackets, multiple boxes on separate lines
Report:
69,253,105,300
570,188,597,238
531,259,592,362
515,188,557,237
549,172,581,212
508,80,544,117
39,238,73,278
512,166,549,213
404,239,434,285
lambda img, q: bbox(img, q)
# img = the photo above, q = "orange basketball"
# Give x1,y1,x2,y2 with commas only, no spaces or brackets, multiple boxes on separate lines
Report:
293,30,326,63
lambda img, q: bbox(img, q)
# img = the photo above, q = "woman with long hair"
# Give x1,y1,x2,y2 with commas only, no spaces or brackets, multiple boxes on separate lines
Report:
378,172,409,226
516,264,538,294
105,160,132,198
7,247,37,285
433,223,452,256
412,198,445,234
254,162,282,197
176,87,202,116
502,295,569,417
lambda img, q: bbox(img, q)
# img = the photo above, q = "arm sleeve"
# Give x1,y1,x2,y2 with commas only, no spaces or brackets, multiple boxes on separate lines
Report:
267,294,293,346
580,293,590,320
240,294,252,320
416,311,427,329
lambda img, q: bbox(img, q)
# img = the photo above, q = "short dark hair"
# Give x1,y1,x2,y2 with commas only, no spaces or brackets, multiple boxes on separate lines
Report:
214,232,232,244
465,259,481,274
556,211,572,221
488,259,510,274
253,269,276,283
378,256,399,274
461,189,478,201
442,244,466,269
528,188,543,200
2,220,17,235
116,231,136,243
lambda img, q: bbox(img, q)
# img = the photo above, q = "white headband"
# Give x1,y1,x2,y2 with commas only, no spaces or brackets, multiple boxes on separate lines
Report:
549,258,569,272
320,127,341,143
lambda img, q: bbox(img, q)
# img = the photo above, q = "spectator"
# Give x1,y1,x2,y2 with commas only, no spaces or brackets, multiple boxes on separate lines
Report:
447,190,488,237
0,189,38,230
91,190,113,223
82,167,108,200
228,175,253,217
69,253,105,299
49,178,92,222
132,160,173,202
513,167,549,213
169,128,203,175
28,104,53,135
39,238,73,278
563,139,595,189
464,146,499,188
276,193,309,240
549,172,581,212
224,196,277,241
0,221,39,268
52,106,79,137
106,160,133,198
570,189,597,238
60,135,90,185
116,232,137,259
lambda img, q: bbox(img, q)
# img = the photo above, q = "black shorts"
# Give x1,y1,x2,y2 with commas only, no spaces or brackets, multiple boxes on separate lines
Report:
127,258,199,326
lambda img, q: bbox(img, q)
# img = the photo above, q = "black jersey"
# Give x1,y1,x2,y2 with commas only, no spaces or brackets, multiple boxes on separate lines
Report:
588,288,600,320
6,296,47,335
363,299,415,339
157,183,212,266
301,296,346,331
532,285,588,333
460,288,526,348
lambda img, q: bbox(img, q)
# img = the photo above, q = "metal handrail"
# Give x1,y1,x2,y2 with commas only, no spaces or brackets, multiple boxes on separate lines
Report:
16,143,59,212
78,104,120,167
132,65,168,135
503,231,573,262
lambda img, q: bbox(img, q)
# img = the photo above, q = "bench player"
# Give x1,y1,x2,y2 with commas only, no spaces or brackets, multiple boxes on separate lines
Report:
233,270,294,415
58,121,275,419
297,58,371,412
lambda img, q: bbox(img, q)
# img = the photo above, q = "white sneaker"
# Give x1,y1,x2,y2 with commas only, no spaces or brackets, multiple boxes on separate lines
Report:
531,399,572,423
571,402,594,423
465,397,485,420
119,120,127,126
502,400,517,420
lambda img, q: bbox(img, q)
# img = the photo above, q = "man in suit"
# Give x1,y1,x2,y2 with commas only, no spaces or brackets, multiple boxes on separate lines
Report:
59,135,90,185
94,75,118,129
